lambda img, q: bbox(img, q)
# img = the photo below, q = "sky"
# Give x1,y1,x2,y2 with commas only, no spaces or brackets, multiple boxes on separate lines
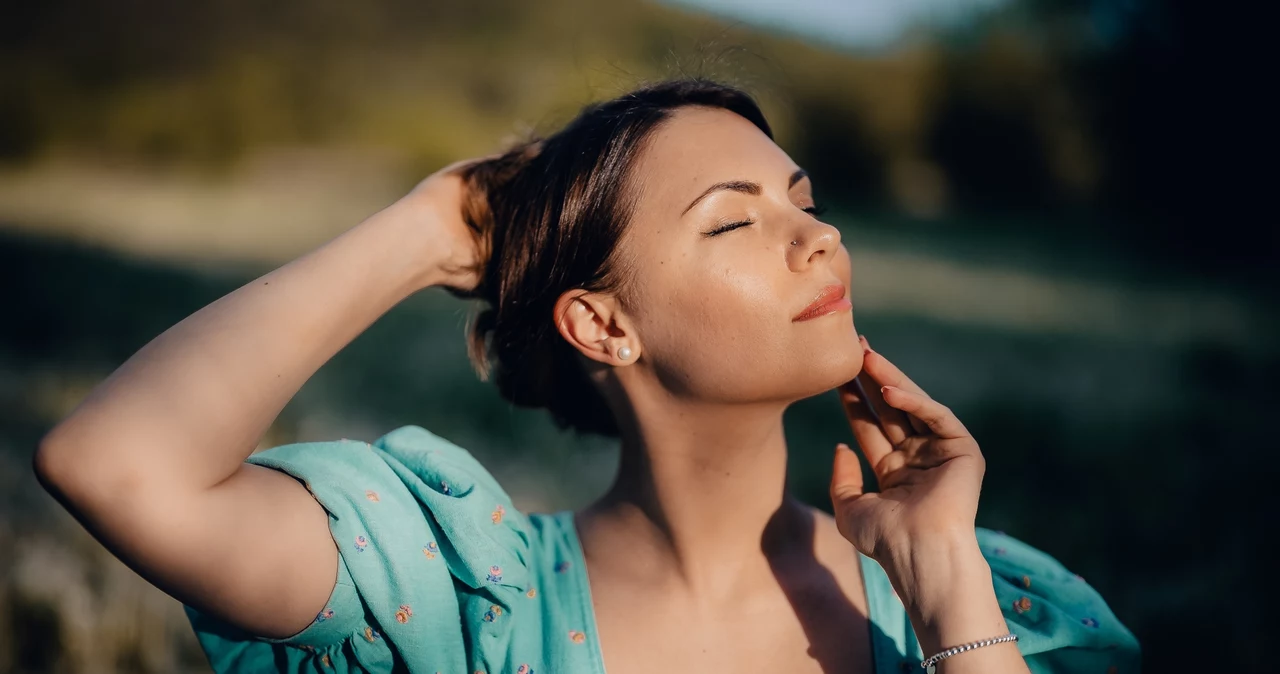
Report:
658,0,1010,50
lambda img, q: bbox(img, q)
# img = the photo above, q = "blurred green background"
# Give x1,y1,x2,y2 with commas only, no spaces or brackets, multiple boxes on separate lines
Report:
1,0,1273,671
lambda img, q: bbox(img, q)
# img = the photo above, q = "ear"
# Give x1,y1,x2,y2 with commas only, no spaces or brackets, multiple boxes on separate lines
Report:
553,289,638,366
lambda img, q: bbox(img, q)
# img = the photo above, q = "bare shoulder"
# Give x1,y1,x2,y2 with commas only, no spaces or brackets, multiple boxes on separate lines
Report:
805,506,855,554
770,504,866,599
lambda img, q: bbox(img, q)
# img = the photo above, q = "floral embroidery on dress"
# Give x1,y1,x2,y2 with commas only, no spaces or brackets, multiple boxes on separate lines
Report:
395,604,414,623
1020,574,1032,588
320,654,332,668
1082,617,1100,628
364,626,382,642
993,546,1007,556
423,541,439,559
516,665,534,674
366,490,380,502
1013,596,1033,613
355,535,369,552
568,630,586,644
554,560,571,574
440,481,452,495
482,604,504,622
487,565,503,582
526,588,537,598
315,608,335,622
491,504,506,524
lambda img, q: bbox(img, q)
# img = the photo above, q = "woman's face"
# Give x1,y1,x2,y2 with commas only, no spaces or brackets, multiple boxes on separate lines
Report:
617,105,862,404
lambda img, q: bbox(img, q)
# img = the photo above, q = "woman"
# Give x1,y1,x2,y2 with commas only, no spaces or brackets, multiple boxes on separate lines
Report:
34,79,1139,673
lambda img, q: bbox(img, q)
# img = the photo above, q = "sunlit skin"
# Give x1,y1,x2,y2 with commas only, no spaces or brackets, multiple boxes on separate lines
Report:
543,107,1020,673
552,107,869,672
33,106,1027,674
566,107,861,406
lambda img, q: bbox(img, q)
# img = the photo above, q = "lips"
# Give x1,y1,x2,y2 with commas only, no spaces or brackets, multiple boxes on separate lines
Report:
793,283,851,322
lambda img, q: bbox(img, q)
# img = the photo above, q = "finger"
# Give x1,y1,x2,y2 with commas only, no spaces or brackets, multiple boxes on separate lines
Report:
860,336,931,435
838,378,894,472
879,385,970,439
444,152,504,174
829,443,865,504
906,408,929,437
856,366,914,446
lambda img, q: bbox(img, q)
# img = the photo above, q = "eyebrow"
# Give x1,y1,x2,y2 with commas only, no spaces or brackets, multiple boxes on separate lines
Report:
681,168,810,216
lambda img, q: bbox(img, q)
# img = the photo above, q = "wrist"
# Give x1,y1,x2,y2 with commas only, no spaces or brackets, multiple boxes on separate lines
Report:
880,530,985,608
363,198,456,293
881,532,1011,656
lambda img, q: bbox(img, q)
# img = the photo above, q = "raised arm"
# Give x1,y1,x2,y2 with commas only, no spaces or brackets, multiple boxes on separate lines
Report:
32,161,484,640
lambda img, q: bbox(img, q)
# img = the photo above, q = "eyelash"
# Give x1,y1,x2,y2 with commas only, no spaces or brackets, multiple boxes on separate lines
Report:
705,203,828,237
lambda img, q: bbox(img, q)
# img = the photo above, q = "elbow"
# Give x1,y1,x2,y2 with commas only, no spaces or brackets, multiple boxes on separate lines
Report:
33,426,79,499
33,423,110,507
35,422,176,509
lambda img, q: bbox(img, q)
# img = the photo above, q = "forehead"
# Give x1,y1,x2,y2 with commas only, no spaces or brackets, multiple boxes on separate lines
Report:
631,106,798,215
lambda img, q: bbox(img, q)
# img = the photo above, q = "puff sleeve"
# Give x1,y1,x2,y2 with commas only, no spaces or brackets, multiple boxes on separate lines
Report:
977,528,1141,674
184,425,535,674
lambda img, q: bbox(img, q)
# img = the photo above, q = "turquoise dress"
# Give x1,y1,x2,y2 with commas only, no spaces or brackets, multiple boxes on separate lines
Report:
185,426,1140,673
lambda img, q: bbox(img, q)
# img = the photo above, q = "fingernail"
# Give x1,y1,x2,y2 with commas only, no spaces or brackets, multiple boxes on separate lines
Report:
881,385,894,394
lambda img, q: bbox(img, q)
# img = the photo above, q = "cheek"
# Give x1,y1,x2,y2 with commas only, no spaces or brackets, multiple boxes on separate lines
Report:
636,251,857,401
632,255,778,394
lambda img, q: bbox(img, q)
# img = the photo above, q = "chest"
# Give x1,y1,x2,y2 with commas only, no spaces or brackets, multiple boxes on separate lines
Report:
588,566,876,674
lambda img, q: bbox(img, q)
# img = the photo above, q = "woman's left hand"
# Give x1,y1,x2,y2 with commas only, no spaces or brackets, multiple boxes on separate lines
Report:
829,335,987,564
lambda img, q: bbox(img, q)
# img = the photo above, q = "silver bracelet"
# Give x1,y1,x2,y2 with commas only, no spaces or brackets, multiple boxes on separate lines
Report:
920,633,1018,672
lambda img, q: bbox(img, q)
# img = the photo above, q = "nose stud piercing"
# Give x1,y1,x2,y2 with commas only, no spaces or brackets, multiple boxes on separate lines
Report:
790,240,799,246
617,346,632,361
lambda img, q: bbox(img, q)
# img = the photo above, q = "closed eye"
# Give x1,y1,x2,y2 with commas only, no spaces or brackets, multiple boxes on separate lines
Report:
703,219,754,237
704,203,828,238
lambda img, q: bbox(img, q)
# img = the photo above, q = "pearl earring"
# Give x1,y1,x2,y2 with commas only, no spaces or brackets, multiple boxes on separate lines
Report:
617,346,632,361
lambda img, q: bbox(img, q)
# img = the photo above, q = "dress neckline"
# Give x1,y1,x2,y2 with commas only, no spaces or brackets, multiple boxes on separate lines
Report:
553,509,904,674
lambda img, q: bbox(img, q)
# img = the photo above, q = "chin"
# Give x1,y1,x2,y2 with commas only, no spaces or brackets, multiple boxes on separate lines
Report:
783,347,865,402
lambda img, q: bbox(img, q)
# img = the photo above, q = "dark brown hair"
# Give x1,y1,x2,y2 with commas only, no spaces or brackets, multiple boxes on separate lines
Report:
457,78,773,437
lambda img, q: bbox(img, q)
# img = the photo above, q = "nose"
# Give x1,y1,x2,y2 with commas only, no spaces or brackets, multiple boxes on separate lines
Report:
787,219,842,269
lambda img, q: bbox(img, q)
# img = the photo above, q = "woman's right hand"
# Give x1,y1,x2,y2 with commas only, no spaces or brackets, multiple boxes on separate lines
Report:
393,157,493,296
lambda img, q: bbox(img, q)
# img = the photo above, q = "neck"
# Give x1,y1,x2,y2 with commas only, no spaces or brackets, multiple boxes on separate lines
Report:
577,395,812,600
